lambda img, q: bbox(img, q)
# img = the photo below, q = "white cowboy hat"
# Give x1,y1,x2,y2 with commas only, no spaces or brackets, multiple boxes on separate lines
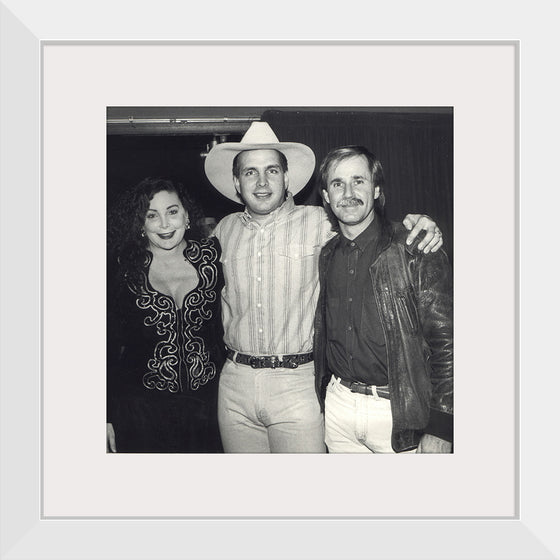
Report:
204,122,316,202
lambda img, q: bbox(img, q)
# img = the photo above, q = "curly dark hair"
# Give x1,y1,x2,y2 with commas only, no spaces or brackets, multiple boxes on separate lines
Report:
107,177,205,285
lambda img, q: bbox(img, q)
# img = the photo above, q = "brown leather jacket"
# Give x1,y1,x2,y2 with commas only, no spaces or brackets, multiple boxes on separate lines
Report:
313,218,453,452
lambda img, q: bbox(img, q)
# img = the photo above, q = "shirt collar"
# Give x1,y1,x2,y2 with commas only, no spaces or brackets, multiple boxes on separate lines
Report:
240,192,296,228
340,216,381,252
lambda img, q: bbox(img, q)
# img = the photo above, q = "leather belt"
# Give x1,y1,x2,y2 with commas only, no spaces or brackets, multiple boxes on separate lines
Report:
226,348,313,369
337,377,390,399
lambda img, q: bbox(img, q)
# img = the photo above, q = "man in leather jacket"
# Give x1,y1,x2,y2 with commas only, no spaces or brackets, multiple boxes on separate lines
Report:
204,124,445,453
313,146,453,453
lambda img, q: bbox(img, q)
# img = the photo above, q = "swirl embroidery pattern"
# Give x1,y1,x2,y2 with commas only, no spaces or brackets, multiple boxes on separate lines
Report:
183,239,219,390
128,238,219,393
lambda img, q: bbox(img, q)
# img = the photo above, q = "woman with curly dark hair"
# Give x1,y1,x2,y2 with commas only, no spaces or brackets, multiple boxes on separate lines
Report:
107,177,225,453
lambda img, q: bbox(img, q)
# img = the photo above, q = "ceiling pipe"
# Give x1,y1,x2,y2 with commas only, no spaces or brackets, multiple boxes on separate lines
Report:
106,117,261,125
107,117,261,136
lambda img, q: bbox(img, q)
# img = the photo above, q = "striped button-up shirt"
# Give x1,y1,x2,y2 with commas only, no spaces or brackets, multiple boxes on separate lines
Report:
213,195,334,355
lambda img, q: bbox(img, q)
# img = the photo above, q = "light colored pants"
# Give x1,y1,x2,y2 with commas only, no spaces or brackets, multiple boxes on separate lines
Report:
325,376,416,453
218,359,326,453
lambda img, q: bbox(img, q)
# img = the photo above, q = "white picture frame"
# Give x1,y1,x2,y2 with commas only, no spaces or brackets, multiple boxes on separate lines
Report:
1,1,557,558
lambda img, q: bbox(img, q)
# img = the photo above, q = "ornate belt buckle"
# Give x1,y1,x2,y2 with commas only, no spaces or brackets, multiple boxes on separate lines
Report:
269,356,278,369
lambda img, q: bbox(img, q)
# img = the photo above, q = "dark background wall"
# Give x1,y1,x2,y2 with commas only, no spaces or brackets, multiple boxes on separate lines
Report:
107,107,453,261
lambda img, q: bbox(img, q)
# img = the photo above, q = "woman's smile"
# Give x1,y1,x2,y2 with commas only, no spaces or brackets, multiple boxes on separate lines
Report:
143,190,189,252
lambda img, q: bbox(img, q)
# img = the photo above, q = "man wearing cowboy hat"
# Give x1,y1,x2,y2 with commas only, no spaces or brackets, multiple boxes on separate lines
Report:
314,145,453,453
205,122,443,453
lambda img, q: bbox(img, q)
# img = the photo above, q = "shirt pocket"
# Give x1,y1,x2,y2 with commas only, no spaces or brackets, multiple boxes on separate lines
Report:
360,295,387,346
220,249,253,296
220,244,252,265
325,297,340,341
278,244,318,259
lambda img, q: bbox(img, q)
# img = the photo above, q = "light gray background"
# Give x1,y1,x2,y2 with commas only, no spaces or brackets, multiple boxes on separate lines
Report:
1,1,557,559
43,42,513,518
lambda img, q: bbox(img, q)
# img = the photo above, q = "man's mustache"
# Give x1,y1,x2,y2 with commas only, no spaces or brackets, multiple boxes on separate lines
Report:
337,197,364,208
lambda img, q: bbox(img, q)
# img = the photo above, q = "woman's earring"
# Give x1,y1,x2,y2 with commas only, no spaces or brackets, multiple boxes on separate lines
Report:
185,219,191,230
141,230,146,238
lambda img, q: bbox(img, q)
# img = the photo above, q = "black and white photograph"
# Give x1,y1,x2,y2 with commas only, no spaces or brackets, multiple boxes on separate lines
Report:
106,107,453,455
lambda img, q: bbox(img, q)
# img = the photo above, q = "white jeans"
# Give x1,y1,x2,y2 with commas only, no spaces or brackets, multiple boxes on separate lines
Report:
325,376,416,453
218,359,326,453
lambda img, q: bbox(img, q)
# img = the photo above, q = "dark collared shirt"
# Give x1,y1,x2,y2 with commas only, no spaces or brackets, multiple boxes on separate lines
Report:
325,217,388,386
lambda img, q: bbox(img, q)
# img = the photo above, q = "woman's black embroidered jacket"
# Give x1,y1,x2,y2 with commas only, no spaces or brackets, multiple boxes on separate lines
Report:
107,237,225,422
313,219,453,453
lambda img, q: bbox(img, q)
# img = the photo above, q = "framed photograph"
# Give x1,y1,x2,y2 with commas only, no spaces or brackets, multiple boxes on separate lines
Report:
2,2,556,558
